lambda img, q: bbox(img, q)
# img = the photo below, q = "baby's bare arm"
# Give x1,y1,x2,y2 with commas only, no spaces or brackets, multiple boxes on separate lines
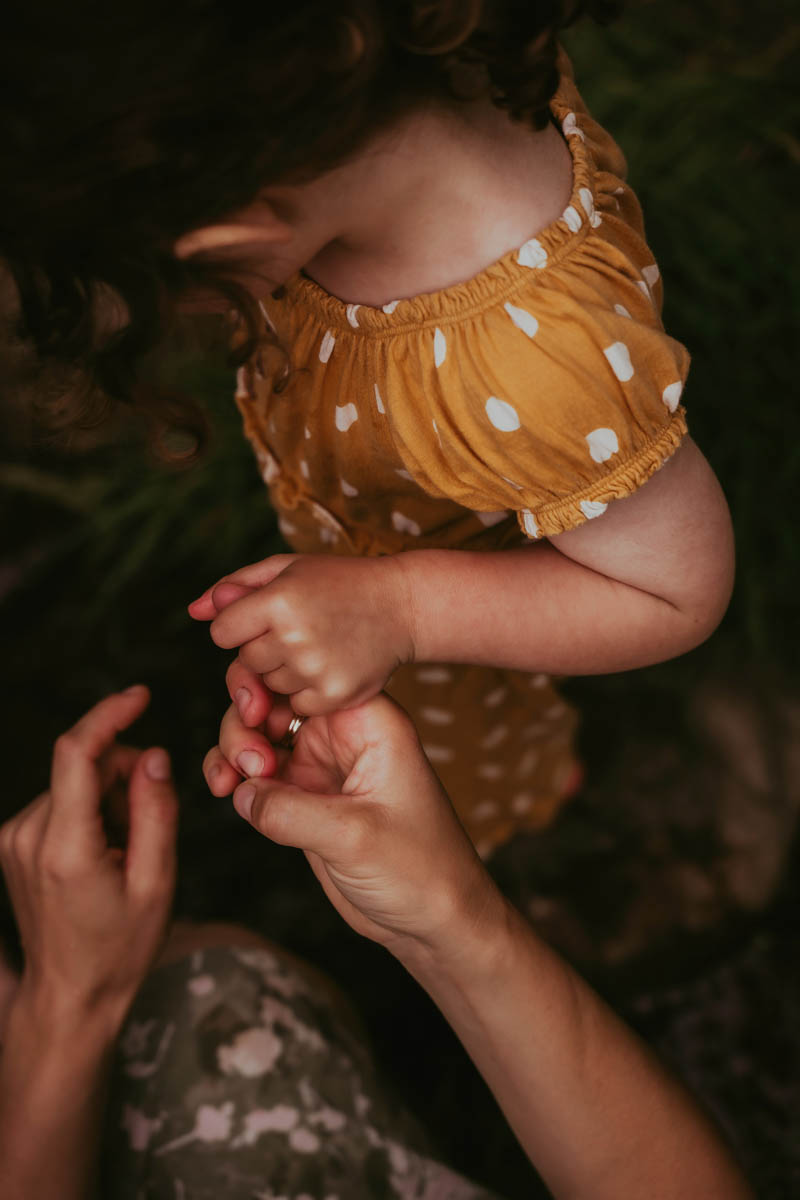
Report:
400,438,734,675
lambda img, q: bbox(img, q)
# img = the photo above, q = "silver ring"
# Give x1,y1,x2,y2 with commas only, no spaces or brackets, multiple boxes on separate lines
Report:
278,713,307,750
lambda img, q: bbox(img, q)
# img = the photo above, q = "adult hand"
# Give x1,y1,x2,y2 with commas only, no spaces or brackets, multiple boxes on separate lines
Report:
0,686,178,1024
188,553,416,716
203,693,502,962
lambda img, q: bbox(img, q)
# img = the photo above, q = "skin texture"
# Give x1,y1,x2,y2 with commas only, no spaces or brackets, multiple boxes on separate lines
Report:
0,688,178,1200
0,688,751,1199
191,436,734,790
220,694,752,1200
179,83,734,783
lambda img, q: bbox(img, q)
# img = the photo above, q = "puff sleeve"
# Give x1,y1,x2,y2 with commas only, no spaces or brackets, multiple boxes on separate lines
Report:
383,240,689,540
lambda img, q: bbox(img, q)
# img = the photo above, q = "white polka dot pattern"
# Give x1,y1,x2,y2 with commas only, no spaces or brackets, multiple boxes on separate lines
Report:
585,427,620,463
517,238,548,269
345,304,360,328
335,403,358,432
374,384,385,414
614,304,632,319
416,667,452,684
433,327,447,368
382,300,399,315
391,510,421,536
562,205,582,233
485,396,521,432
319,330,335,363
561,111,585,141
341,478,358,497
579,499,608,520
420,706,454,725
481,724,509,750
603,341,634,382
520,509,540,539
504,302,539,338
642,263,660,288
662,381,683,412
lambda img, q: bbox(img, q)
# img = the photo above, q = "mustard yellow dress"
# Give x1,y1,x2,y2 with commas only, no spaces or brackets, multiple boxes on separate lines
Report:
234,55,690,859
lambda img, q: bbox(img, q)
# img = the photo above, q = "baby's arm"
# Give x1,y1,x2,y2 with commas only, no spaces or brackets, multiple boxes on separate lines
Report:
398,438,734,674
191,438,731,729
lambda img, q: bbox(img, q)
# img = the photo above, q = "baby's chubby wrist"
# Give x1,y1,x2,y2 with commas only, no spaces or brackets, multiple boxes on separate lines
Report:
378,551,421,664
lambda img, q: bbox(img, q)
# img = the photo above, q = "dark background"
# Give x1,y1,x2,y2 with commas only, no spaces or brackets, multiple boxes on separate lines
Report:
1,1,799,1195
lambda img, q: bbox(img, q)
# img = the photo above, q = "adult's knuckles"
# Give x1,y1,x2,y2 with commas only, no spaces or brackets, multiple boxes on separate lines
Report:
52,729,81,765
38,846,84,883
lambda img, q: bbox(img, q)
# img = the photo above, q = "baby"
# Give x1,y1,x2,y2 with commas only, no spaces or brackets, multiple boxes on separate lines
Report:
2,2,734,856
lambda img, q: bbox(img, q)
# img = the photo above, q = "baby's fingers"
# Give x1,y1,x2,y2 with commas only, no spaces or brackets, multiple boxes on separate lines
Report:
204,704,277,796
188,581,253,620
188,555,299,619
203,745,241,797
225,658,274,728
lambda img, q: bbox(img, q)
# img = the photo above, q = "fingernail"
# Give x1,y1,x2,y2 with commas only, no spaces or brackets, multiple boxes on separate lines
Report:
237,750,264,777
234,687,252,717
145,748,171,781
234,783,256,820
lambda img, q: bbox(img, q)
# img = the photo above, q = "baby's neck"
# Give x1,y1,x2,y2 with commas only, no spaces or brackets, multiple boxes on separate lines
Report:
304,99,573,306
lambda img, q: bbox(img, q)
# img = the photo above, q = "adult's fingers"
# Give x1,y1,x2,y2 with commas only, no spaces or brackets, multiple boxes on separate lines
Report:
233,775,370,864
125,747,179,901
188,554,298,619
225,657,275,728
0,792,50,871
46,687,151,861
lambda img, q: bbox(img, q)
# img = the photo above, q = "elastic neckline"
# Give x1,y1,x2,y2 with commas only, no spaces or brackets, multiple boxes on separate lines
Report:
282,83,597,336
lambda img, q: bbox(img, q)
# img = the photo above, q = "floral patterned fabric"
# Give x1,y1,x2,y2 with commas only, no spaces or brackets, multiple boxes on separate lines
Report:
102,946,501,1200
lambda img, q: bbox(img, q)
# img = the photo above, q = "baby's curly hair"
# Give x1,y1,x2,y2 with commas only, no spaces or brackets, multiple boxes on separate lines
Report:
1,0,616,454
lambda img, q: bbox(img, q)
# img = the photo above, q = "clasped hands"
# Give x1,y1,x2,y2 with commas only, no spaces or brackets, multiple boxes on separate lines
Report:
189,551,418,786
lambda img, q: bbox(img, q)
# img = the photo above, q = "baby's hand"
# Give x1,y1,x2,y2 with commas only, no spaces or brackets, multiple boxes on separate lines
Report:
189,554,416,715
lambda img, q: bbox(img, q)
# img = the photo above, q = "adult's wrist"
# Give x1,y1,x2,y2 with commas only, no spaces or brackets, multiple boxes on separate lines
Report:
387,549,425,664
388,871,518,991
12,975,132,1057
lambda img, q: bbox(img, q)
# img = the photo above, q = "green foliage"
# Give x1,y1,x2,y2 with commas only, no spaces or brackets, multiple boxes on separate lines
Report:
565,0,800,656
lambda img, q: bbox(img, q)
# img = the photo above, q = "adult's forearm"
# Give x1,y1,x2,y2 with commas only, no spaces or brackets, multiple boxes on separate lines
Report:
397,543,720,676
397,897,752,1200
0,989,123,1200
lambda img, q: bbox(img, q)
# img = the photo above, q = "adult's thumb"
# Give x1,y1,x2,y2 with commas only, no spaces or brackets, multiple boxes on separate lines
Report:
234,776,359,862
